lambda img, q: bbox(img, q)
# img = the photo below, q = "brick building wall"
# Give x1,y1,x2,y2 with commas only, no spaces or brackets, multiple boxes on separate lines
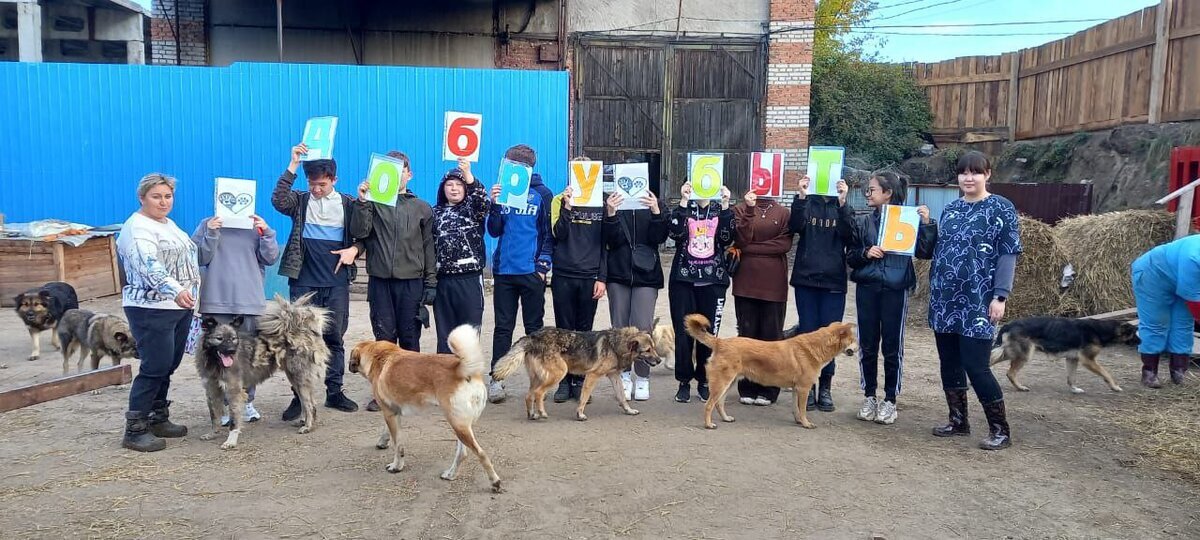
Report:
150,0,207,66
495,38,561,70
765,1,815,194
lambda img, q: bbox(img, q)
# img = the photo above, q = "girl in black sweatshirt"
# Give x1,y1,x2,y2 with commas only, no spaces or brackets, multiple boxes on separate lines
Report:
668,182,734,404
789,176,853,413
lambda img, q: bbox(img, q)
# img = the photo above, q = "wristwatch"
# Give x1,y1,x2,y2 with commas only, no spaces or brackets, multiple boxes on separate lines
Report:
995,295,1007,303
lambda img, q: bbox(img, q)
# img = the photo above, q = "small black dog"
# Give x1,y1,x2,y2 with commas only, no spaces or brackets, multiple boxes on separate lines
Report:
991,317,1140,394
14,281,79,361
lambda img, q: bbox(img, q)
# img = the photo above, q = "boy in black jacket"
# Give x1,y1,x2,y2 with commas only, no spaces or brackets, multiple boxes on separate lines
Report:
432,158,490,354
789,175,853,413
549,173,608,402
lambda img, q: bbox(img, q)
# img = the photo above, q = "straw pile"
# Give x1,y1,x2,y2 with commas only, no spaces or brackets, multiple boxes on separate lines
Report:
908,215,1069,323
1111,386,1200,484
1055,210,1176,316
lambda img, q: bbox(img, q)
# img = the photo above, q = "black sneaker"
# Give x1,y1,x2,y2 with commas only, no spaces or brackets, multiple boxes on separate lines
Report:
697,383,710,403
365,399,381,412
806,386,817,411
281,396,303,421
674,383,691,403
325,391,359,413
554,381,572,403
817,388,835,412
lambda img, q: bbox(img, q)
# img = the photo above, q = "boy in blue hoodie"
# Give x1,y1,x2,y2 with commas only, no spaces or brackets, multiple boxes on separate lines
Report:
486,144,554,403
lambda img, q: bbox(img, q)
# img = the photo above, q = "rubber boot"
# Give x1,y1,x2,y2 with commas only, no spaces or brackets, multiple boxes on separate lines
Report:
1141,353,1163,389
148,400,188,438
123,411,166,452
932,388,971,437
1169,354,1190,385
978,399,1012,450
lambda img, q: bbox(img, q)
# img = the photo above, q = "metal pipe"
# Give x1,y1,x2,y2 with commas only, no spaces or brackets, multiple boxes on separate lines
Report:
276,0,284,62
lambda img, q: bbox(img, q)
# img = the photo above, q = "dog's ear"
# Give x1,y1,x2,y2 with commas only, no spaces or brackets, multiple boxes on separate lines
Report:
13,293,24,306
114,332,128,343
201,317,219,331
230,316,245,329
37,289,50,298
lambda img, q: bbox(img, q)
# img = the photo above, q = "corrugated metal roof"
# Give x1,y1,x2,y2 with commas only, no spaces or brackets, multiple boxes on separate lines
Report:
1,62,569,244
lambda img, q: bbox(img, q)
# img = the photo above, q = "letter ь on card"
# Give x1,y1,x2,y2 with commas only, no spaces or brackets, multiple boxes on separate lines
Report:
878,204,920,256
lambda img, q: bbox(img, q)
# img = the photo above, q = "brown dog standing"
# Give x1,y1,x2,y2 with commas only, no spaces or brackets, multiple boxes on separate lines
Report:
685,314,858,430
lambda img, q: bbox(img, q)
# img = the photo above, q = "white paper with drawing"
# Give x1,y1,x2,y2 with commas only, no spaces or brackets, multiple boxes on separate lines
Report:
611,163,650,211
214,177,256,229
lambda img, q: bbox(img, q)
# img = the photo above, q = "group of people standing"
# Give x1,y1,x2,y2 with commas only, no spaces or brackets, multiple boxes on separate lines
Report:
112,141,1022,454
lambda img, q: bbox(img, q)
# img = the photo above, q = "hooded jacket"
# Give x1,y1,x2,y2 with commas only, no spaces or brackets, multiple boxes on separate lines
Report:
668,202,736,286
603,202,669,289
350,189,436,288
847,207,937,291
433,172,490,276
487,173,554,276
270,170,358,282
788,194,854,292
551,194,607,281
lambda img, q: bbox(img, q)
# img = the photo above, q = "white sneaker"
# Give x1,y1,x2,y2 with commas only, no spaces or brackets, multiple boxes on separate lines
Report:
857,396,878,422
621,372,633,401
488,379,506,404
220,412,231,427
633,377,650,401
753,397,771,406
875,400,898,425
244,402,262,422
739,397,755,405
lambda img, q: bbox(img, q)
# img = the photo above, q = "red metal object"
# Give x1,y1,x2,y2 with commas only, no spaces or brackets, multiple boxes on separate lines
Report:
1167,146,1200,228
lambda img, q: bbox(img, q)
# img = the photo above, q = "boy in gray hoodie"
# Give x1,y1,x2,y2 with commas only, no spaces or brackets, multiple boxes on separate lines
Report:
192,213,280,424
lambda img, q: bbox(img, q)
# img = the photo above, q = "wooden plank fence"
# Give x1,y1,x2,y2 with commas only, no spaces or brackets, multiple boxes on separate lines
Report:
914,0,1200,144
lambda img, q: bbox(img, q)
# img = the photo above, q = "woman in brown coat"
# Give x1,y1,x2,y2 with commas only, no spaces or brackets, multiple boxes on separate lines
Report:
732,189,794,405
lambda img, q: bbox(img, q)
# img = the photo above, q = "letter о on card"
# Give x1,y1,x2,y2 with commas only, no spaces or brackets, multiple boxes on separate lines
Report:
366,153,408,206
689,153,724,200
878,204,921,256
444,111,482,162
569,160,604,207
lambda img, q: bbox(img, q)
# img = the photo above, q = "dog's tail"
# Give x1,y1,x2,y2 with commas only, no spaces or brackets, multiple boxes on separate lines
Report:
447,325,487,380
490,337,528,381
990,325,1011,364
684,314,719,349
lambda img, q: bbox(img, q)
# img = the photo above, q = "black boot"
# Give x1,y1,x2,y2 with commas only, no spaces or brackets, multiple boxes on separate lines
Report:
806,385,817,411
123,411,166,452
1169,354,1190,385
816,380,835,412
1141,353,1163,389
281,396,303,421
932,388,971,437
148,400,188,438
979,399,1011,450
553,380,572,403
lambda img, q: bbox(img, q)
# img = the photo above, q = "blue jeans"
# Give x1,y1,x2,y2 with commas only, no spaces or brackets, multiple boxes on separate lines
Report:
794,285,847,387
290,285,349,395
125,307,193,413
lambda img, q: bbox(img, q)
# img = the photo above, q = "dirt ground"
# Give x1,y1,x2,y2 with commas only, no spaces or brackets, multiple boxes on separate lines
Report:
1,284,1198,539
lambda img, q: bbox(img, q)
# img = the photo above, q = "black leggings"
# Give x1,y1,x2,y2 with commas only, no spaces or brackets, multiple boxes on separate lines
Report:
934,332,1004,404
735,296,785,402
669,281,727,385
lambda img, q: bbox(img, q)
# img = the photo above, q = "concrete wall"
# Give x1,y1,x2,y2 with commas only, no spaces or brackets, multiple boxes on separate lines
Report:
204,0,561,68
569,0,768,36
2,0,145,64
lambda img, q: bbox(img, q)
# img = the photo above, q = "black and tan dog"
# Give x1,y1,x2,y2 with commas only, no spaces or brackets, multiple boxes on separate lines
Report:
491,327,661,421
14,281,79,361
991,316,1140,394
57,309,139,375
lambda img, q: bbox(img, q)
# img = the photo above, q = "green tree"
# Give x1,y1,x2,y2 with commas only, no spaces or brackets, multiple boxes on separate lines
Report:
814,0,878,59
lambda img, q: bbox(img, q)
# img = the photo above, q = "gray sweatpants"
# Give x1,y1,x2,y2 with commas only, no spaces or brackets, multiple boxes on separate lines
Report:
607,283,659,377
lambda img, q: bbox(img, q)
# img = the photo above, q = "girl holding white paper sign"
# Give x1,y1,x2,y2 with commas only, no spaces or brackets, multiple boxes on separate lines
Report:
920,151,1021,451
788,176,854,413
846,172,934,425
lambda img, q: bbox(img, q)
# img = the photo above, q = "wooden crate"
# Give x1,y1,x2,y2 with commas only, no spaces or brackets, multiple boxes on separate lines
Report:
0,236,121,306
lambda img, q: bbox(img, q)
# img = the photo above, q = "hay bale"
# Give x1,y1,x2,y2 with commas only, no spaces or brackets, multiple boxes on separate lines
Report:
908,215,1068,324
1055,210,1176,316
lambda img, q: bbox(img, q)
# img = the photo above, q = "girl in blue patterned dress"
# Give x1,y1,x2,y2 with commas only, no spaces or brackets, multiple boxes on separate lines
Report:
919,151,1022,451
